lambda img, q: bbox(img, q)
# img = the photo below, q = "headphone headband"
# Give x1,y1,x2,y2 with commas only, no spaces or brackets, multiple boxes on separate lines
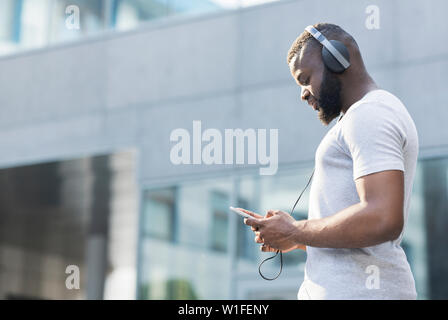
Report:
305,25,350,69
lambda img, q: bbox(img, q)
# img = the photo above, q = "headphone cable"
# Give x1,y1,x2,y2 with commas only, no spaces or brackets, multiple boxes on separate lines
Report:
258,167,315,281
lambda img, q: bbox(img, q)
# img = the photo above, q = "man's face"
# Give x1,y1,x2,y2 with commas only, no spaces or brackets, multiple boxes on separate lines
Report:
290,45,343,126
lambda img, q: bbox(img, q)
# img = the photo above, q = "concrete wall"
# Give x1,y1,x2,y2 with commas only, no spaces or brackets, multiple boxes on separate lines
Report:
0,0,447,184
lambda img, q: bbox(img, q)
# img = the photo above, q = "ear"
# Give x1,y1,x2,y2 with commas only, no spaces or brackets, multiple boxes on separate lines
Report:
321,40,350,73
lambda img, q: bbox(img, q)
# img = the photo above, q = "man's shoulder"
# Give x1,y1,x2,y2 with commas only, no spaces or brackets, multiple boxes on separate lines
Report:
343,90,406,124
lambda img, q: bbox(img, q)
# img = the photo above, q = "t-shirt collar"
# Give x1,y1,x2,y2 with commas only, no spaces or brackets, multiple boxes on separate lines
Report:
337,89,383,123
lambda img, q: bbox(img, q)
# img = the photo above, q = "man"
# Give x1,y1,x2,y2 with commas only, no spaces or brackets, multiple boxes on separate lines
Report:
242,23,419,299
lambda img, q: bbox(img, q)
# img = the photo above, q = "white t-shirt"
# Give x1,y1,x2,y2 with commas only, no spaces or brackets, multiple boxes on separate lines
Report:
298,89,419,300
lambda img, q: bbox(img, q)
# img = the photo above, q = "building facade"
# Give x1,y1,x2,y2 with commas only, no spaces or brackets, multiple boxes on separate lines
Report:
0,0,447,299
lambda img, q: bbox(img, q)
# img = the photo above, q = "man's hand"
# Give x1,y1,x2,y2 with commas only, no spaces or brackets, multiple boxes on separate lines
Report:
238,208,306,252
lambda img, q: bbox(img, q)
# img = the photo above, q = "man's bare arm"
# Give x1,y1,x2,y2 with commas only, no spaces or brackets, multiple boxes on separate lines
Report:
293,170,404,248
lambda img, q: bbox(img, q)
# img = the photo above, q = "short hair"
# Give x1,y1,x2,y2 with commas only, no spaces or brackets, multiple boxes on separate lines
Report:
286,23,358,66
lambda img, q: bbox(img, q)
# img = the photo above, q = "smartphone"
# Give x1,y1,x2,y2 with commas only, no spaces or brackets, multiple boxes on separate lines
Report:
229,206,253,219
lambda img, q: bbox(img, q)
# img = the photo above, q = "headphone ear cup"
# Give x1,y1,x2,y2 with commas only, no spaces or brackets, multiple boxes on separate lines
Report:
321,40,350,73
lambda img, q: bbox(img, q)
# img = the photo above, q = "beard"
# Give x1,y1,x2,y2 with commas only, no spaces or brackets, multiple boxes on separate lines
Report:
317,68,343,126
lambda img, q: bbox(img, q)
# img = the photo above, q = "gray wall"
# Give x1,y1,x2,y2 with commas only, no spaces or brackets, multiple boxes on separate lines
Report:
0,0,447,184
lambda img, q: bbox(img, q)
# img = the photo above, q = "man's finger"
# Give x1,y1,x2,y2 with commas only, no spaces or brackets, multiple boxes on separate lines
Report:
266,210,282,218
265,210,276,218
261,244,276,252
237,208,263,219
244,217,263,228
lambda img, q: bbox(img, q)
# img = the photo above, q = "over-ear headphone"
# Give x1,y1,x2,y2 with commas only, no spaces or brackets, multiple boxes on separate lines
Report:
305,25,350,73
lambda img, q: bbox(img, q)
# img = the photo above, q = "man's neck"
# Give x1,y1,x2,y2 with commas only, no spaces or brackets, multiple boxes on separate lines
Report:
340,74,379,115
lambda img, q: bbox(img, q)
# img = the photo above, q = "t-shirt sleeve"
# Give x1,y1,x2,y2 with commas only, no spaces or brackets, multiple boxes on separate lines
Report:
339,102,406,181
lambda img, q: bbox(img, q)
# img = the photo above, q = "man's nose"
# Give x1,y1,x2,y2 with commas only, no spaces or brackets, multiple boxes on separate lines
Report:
301,87,310,101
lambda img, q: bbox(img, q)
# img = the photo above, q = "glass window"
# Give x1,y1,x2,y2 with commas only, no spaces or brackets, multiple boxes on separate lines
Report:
137,156,448,300
113,0,170,31
236,167,312,268
236,196,256,260
208,0,280,9
235,176,260,263
259,169,311,267
169,0,221,16
0,151,138,300
239,0,281,8
139,178,234,299
48,0,106,44
232,166,312,297
402,162,428,299
0,1,14,40
209,190,230,252
175,179,232,248
142,187,176,241
0,0,18,55
19,0,53,50
403,157,448,300
0,0,285,57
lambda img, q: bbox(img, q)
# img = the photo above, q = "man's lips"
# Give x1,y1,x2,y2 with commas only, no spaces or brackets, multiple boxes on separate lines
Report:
307,99,319,111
